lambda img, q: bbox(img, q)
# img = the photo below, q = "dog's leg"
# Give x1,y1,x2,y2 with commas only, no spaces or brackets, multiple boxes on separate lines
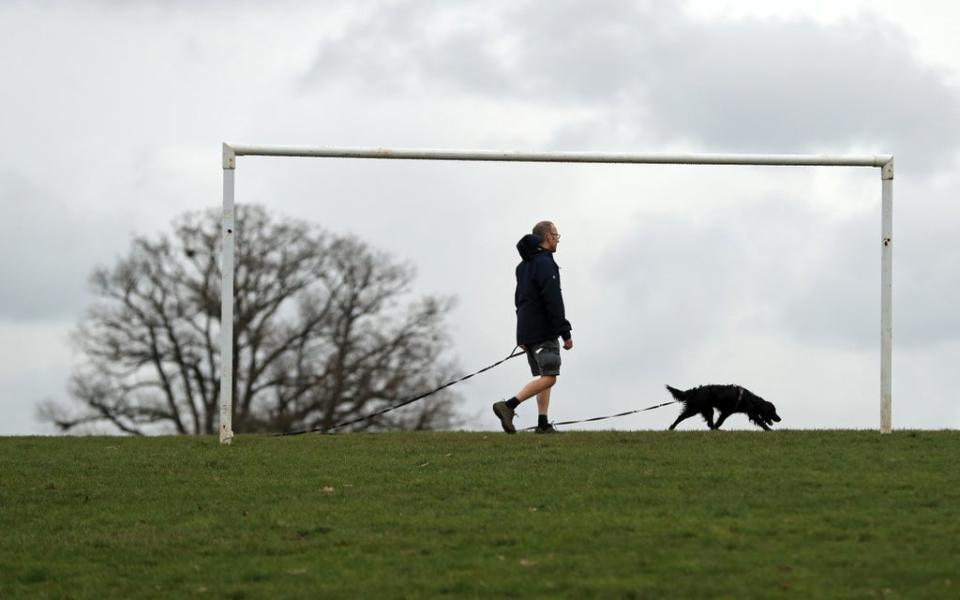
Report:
758,421,771,431
702,408,716,430
714,412,731,430
668,408,696,430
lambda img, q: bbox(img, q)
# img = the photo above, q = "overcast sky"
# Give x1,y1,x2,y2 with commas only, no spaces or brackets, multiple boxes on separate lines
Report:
2,0,958,434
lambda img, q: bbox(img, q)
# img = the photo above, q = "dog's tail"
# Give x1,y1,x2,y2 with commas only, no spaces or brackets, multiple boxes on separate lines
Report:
665,385,687,401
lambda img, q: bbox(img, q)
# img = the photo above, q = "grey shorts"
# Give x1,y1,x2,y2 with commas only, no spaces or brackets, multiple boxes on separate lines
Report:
525,339,561,377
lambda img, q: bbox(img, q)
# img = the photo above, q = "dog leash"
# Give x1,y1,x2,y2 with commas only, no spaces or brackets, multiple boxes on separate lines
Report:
519,399,681,431
278,346,525,436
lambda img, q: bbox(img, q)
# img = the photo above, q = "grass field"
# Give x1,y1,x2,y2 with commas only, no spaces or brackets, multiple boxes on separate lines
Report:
1,430,958,598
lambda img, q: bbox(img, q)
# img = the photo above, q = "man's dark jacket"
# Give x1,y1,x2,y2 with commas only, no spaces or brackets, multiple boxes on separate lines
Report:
515,234,572,346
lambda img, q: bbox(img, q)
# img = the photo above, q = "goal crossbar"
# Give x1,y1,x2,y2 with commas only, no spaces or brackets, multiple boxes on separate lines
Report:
219,143,894,444
224,144,892,169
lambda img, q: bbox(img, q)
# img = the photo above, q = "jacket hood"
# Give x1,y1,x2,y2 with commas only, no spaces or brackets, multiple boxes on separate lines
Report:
516,234,544,261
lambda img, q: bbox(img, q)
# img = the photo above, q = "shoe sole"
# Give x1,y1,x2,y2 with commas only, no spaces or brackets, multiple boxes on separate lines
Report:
492,404,516,434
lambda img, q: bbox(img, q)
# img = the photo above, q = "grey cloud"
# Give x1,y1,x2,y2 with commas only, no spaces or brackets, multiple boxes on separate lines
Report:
643,16,960,168
892,181,960,346
0,170,127,321
0,172,85,320
771,210,876,350
595,196,880,359
592,172,960,357
303,0,960,170
304,1,511,96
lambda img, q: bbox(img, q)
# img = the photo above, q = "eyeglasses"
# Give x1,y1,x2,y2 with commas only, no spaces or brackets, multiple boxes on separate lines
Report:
551,233,561,240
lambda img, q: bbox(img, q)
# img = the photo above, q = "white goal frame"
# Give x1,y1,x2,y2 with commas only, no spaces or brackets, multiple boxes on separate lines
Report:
219,144,895,444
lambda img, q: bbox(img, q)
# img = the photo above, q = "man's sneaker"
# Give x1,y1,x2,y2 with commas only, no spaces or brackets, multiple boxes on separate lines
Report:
535,424,559,434
492,401,516,434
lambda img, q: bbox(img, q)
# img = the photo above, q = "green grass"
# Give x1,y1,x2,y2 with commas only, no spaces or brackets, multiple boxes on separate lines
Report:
1,431,958,599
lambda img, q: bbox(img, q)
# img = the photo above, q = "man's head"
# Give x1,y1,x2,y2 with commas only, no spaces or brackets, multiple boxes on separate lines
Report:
533,220,561,252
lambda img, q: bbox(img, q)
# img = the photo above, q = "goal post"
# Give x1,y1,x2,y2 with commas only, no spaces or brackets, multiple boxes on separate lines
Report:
219,144,895,444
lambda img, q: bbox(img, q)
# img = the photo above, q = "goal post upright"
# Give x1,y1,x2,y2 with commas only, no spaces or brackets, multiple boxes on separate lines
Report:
220,144,236,445
219,144,894,444
880,159,894,434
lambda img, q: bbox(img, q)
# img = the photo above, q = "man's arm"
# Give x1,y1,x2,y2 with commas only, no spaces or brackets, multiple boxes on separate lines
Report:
535,260,572,343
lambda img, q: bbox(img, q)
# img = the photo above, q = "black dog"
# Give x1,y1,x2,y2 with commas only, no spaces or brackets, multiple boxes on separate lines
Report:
665,384,781,430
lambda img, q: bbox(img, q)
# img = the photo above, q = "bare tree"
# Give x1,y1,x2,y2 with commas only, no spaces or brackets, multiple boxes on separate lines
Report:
42,205,460,435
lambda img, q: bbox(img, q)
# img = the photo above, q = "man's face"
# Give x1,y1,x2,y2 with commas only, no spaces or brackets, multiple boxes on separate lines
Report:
543,226,561,252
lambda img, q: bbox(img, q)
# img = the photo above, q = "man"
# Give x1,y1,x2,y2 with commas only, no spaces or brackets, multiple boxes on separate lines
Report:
493,221,573,434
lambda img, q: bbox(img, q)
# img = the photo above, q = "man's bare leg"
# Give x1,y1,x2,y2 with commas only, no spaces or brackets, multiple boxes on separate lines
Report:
514,375,556,402
493,376,556,434
536,386,551,416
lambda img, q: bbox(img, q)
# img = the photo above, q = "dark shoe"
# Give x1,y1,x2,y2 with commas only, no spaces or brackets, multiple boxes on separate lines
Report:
493,401,516,434
534,424,559,434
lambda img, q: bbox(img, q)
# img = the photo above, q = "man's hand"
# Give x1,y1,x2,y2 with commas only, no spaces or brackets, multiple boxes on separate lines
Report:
563,338,573,350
